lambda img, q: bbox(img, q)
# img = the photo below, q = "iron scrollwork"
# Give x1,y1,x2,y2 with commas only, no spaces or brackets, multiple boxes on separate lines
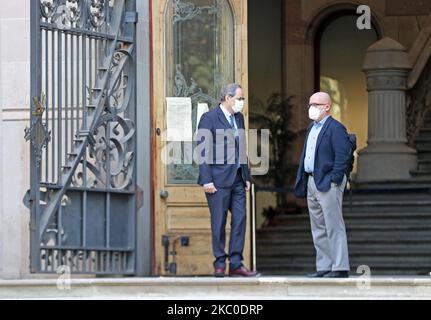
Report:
40,0,59,19
169,64,218,183
71,48,135,190
25,94,51,169
40,0,109,30
172,0,219,24
66,0,84,24
167,0,233,183
174,64,218,106
89,0,107,28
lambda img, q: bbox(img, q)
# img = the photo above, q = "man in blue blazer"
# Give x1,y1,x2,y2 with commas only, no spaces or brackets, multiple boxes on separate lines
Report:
293,92,351,278
197,83,259,277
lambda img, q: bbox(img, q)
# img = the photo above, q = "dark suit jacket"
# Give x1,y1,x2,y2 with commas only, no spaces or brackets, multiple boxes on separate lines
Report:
197,105,251,188
293,116,350,198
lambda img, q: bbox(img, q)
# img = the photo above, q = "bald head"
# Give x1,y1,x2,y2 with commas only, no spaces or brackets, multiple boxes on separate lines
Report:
308,92,332,122
309,92,332,105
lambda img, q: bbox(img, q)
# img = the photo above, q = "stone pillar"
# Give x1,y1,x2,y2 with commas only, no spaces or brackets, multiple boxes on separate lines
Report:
356,37,417,182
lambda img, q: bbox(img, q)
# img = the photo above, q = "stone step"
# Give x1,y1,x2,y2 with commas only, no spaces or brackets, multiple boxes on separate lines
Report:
257,232,431,242
352,178,431,189
417,145,431,151
276,212,431,222
3,277,431,299
415,135,431,142
417,153,431,161
257,263,431,275
417,134,431,141
269,220,431,229
257,263,431,276
422,116,431,125
415,142,431,151
260,224,431,233
259,228,431,236
341,206,431,213
257,245,431,257
418,159,431,170
257,243,431,253
268,202,431,214
417,148,431,158
341,199,431,208
255,188,431,276
257,256,431,268
258,268,428,276
342,192,431,200
411,169,431,178
262,221,431,231
256,236,431,245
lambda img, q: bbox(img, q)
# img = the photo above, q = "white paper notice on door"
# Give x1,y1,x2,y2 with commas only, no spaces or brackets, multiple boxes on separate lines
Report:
195,102,209,134
166,97,193,142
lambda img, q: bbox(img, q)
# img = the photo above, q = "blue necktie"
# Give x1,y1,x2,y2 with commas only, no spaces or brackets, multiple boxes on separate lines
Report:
229,115,237,132
230,115,240,169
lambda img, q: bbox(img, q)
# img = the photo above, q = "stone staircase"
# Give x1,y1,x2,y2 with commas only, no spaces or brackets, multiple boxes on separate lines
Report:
412,114,431,178
256,187,431,276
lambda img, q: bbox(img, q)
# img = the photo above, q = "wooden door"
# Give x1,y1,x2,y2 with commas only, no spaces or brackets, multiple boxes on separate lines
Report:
152,0,249,275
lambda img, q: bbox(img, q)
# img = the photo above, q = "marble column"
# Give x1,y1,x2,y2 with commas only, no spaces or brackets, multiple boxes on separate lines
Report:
356,37,417,182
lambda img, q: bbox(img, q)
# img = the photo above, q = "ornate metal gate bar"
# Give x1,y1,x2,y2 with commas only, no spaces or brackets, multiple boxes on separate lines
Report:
28,0,137,274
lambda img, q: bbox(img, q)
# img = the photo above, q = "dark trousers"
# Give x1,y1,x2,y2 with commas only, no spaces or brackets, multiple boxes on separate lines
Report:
205,169,246,270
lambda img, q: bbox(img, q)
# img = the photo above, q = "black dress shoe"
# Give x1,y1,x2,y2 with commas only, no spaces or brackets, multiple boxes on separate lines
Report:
323,271,349,278
307,270,331,278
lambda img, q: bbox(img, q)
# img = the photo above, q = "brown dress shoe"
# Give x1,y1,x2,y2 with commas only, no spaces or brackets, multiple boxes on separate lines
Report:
214,267,226,277
229,266,260,277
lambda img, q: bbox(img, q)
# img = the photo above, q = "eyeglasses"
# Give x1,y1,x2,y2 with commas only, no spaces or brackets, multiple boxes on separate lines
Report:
229,96,245,101
308,103,327,108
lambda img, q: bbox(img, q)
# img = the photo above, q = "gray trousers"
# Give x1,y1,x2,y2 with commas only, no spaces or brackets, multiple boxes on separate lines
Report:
307,175,350,272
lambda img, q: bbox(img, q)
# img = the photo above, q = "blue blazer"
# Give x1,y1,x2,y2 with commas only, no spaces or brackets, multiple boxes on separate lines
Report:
197,105,251,188
293,116,350,198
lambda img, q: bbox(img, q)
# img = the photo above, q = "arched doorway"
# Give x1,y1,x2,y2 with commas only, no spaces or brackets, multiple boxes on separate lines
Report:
152,0,250,276
315,11,379,173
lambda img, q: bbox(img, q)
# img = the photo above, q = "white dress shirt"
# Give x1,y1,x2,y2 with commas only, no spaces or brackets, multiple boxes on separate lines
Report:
304,115,330,173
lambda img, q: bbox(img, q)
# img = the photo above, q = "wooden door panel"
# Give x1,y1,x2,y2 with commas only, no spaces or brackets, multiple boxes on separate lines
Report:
152,0,249,276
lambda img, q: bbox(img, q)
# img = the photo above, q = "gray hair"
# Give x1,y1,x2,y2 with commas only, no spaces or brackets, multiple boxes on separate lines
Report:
219,83,242,102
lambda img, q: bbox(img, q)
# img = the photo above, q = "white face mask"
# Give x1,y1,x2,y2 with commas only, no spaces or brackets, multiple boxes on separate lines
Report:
308,106,323,121
232,99,245,114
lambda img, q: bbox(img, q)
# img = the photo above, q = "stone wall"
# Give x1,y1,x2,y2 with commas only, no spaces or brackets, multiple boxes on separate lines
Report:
0,0,31,279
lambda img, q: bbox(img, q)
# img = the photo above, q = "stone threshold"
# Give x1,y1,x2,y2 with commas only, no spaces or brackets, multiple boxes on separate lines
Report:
1,277,431,299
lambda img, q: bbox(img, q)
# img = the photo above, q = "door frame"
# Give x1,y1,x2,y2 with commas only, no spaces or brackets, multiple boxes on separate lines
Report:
135,0,153,277
150,0,250,276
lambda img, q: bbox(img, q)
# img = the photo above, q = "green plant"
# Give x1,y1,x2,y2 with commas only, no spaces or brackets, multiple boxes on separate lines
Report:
249,93,297,209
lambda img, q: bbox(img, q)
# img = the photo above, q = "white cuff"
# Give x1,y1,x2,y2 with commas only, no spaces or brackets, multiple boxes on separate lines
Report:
204,183,215,188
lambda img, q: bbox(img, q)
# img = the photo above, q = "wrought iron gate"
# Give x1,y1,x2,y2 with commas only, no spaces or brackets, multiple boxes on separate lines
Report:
27,0,137,274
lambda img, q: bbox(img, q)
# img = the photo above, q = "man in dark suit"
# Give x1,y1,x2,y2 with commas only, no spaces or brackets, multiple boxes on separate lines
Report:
293,92,351,278
197,83,259,277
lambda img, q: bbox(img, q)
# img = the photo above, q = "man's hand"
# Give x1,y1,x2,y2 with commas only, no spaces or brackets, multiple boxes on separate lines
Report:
204,183,218,194
245,181,251,191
